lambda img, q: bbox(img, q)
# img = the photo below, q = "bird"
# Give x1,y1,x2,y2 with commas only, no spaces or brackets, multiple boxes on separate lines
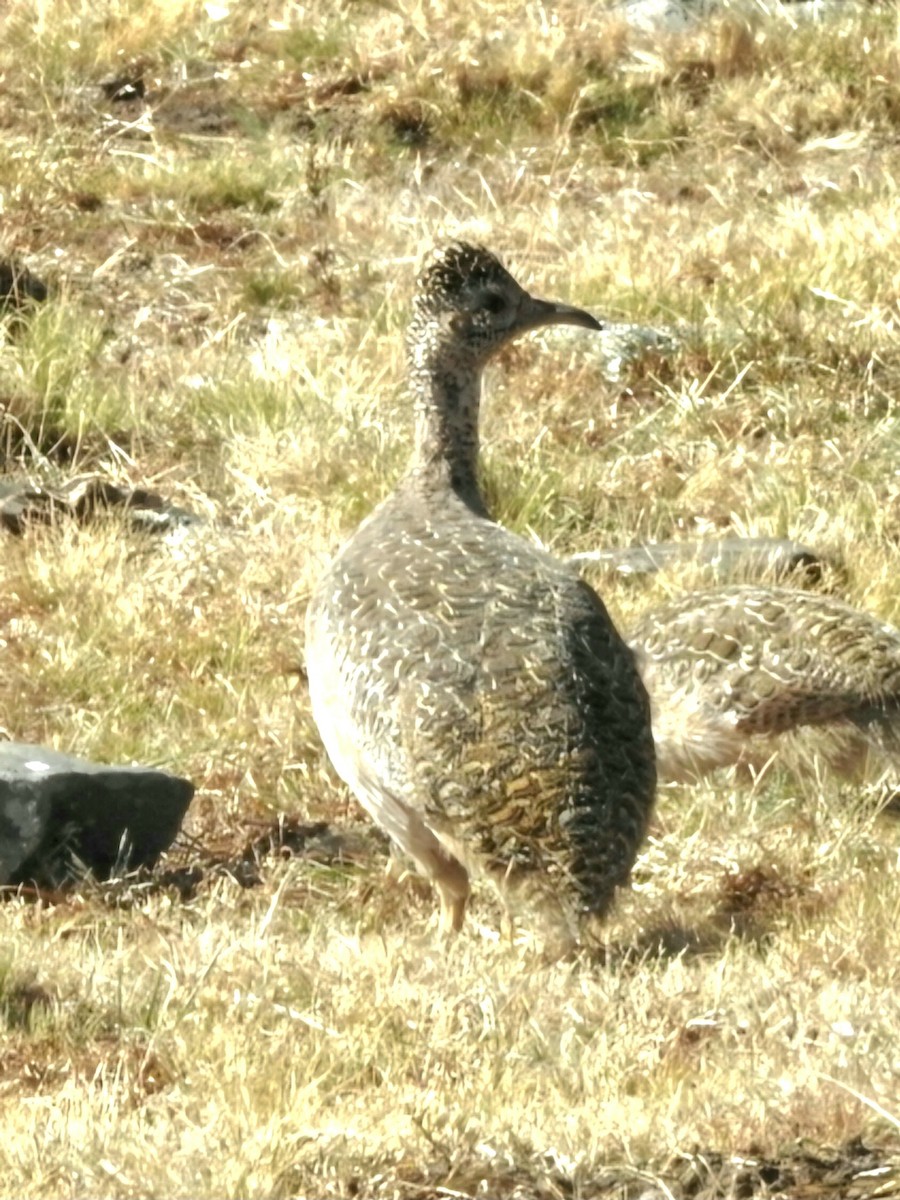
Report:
627,584,900,783
305,242,656,941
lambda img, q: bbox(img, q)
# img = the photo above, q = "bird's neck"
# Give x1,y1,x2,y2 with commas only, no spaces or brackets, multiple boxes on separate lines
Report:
406,352,488,516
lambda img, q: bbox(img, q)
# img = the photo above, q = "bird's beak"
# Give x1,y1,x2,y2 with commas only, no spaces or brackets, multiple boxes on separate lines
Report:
519,295,603,334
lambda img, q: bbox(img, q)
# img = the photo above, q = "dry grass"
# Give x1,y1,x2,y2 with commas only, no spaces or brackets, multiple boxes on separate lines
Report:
3,0,900,1195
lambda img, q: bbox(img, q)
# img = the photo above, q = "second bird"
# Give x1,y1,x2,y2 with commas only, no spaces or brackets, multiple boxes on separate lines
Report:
631,584,900,783
305,243,656,943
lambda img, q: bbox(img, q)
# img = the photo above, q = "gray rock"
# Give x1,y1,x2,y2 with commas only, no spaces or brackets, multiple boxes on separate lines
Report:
0,775,50,884
617,0,859,34
0,743,194,888
569,536,830,583
540,320,685,382
595,321,683,382
0,474,203,538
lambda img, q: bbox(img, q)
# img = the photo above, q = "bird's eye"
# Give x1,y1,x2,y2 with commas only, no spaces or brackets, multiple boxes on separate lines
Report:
483,292,507,315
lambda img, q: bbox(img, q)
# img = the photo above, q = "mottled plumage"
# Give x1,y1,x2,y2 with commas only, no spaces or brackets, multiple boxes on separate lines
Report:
630,585,900,782
305,243,656,938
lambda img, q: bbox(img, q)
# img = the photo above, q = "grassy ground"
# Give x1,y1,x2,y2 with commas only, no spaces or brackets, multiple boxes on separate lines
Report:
3,0,900,1196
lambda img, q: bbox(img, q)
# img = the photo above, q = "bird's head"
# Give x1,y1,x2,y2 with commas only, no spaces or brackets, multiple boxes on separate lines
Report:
408,242,601,367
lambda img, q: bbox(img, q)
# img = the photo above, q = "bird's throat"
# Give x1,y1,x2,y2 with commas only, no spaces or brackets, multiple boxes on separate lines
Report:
409,366,486,514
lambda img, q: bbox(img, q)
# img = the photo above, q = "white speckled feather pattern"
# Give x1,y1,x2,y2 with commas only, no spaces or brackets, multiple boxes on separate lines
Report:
305,244,656,937
630,584,900,781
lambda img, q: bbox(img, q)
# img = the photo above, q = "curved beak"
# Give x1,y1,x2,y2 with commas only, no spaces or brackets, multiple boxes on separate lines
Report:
519,294,603,334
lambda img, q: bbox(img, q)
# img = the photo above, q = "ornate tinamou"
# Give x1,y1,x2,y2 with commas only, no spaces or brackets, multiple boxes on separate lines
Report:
305,243,656,939
630,585,900,781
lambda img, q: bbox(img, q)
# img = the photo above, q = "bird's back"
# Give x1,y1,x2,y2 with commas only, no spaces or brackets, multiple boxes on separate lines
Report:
630,585,900,779
306,479,656,920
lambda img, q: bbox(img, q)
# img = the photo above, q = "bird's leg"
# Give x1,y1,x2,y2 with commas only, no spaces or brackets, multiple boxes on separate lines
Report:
384,846,405,883
434,857,470,936
401,813,470,936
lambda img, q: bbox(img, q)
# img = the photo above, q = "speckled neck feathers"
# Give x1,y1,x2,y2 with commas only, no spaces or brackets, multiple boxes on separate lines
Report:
402,243,521,515
404,317,485,513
